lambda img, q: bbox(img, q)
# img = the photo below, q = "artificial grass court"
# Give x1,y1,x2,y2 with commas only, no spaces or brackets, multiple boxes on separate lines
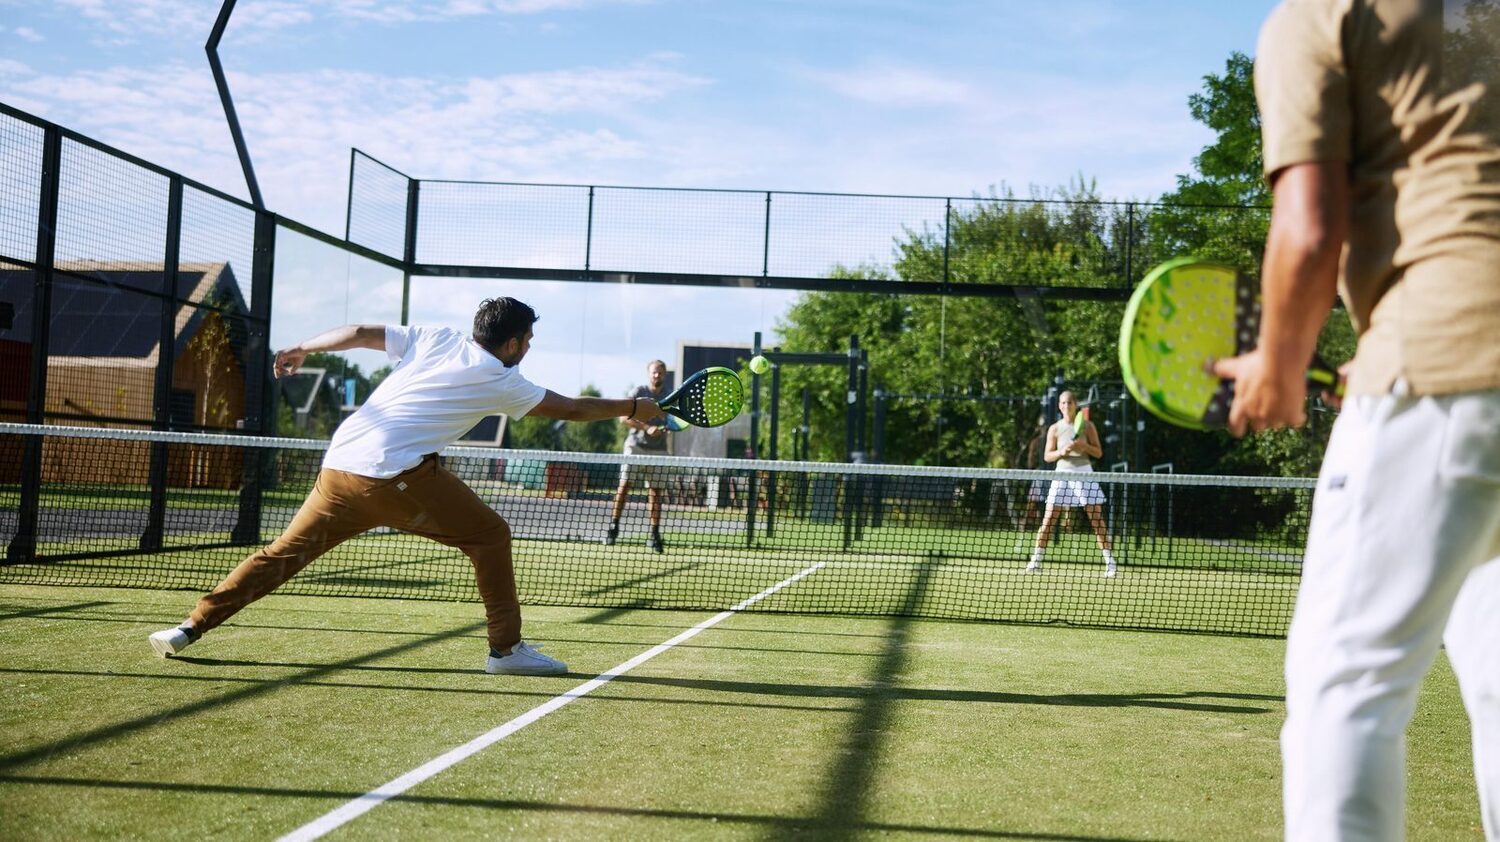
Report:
0,585,1481,841
2,533,1299,637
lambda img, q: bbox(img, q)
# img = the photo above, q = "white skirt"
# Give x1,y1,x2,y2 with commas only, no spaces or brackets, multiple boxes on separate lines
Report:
1046,464,1106,508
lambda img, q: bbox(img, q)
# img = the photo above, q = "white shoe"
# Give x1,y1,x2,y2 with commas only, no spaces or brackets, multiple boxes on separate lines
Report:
1024,561,1041,573
149,627,194,658
1104,561,1117,578
485,641,568,675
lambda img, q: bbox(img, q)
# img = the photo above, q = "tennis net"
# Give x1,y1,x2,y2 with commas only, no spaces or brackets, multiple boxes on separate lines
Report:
0,423,1315,636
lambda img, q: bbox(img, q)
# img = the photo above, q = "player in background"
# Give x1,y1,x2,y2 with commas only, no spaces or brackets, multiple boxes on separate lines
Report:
605,359,671,553
1026,390,1116,577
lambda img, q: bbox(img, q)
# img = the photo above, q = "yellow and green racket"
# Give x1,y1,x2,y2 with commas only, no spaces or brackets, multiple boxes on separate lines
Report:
1118,258,1340,430
657,366,744,430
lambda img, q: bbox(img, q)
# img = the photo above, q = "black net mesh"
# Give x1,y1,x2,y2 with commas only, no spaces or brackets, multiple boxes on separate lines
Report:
0,112,43,265
0,423,1310,637
54,139,169,281
416,180,589,268
181,185,258,308
766,192,948,281
589,187,767,276
346,150,410,260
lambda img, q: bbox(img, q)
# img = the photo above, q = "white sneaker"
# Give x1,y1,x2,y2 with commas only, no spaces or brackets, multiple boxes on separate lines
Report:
1024,561,1041,573
485,641,568,675
149,627,194,658
1104,561,1118,578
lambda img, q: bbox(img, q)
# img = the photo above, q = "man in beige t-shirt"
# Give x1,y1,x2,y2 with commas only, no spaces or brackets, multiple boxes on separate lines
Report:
1212,1,1500,839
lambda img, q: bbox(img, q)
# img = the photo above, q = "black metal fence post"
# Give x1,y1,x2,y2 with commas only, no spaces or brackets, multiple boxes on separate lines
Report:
766,358,779,537
141,175,184,551
871,386,886,528
7,124,61,565
942,197,952,288
231,211,277,544
584,185,594,276
762,191,772,278
842,336,860,551
745,331,762,548
400,176,419,325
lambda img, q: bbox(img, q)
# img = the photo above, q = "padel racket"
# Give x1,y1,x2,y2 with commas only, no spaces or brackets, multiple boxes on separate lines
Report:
655,366,744,428
1119,258,1341,430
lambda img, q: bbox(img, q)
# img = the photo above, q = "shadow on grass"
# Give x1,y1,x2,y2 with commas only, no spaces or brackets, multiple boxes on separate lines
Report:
609,675,1281,713
0,619,489,773
801,551,936,840
0,607,891,658
0,600,114,622
0,774,1170,841
582,563,703,597
0,665,856,715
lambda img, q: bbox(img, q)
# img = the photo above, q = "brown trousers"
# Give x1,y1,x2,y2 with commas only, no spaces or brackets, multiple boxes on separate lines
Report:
189,455,521,652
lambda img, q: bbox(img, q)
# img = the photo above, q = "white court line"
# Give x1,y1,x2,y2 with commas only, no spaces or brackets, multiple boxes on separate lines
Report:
278,561,827,842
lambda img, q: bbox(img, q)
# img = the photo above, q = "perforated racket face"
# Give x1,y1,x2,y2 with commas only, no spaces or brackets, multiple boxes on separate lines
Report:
661,367,743,428
1119,259,1258,430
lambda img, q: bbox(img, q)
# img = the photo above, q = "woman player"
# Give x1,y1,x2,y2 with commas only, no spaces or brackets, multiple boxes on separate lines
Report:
1025,390,1117,577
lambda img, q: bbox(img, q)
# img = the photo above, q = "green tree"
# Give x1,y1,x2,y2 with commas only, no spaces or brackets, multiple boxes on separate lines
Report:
1146,53,1270,272
775,183,1127,467
1140,51,1358,478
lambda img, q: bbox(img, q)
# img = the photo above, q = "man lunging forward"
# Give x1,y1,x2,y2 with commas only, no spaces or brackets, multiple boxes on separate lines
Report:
149,297,661,675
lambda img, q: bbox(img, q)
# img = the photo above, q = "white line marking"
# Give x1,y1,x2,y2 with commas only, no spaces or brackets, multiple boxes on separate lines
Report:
278,561,826,842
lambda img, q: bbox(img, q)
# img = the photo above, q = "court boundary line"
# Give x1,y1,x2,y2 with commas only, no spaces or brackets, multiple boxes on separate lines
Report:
277,561,827,842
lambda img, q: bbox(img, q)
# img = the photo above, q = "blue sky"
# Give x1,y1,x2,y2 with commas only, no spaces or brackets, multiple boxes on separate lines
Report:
0,0,1279,397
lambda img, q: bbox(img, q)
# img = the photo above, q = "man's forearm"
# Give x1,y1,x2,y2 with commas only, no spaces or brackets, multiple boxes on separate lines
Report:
566,396,638,422
288,325,385,354
1259,165,1346,374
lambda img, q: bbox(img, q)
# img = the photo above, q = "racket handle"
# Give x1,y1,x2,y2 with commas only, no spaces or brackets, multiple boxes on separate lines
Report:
1307,362,1345,397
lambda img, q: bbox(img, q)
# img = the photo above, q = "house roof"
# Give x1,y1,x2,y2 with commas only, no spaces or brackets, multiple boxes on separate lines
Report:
0,261,252,360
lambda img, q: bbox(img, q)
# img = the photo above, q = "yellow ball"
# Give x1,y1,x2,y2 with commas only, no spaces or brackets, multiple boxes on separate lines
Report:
749,355,770,375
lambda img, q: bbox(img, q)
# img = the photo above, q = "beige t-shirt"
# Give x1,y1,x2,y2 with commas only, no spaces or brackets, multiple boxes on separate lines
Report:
1256,0,1500,395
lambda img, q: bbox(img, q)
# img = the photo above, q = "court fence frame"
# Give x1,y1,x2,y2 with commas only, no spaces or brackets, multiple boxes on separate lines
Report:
344,148,1273,319
1,102,1288,629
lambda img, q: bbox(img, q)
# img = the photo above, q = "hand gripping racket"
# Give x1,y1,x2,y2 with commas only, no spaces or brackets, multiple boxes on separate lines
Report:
1118,258,1341,430
655,367,744,431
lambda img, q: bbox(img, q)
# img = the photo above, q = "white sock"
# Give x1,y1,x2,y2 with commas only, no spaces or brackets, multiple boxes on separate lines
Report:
1029,549,1043,565
1103,550,1116,565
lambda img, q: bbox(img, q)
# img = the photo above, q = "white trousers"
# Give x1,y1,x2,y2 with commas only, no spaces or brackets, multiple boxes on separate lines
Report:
1284,389,1500,841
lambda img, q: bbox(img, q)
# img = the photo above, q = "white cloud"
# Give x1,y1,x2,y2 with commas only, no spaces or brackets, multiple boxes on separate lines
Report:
2,56,709,231
14,26,46,42
806,63,979,109
334,0,646,23
238,2,317,30
43,0,649,36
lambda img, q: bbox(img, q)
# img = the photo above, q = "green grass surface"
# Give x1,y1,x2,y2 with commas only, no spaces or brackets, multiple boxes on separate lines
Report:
1,532,1298,636
0,485,314,512
0,584,1480,840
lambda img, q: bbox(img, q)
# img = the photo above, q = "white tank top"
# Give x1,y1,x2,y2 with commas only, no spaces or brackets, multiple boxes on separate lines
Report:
1054,419,1092,471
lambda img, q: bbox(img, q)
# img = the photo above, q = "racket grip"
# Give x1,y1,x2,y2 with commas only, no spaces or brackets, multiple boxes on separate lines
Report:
1306,366,1345,397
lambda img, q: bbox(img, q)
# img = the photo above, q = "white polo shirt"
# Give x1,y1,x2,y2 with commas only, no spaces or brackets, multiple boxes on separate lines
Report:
322,325,547,478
